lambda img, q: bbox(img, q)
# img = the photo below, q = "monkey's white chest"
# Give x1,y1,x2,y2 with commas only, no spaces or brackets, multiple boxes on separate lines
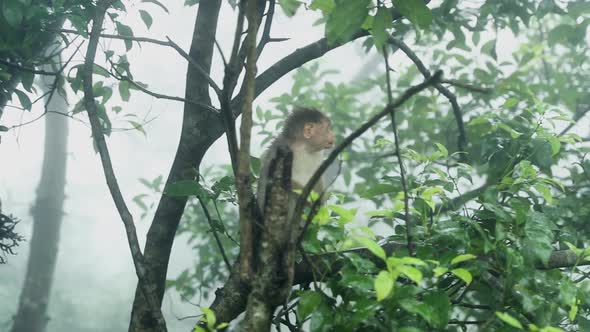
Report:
292,150,324,188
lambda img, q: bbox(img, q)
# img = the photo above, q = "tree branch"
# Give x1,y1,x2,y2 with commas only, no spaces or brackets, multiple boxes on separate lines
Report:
104,61,219,113
80,1,167,330
237,0,261,281
441,79,493,94
383,42,414,256
389,37,467,155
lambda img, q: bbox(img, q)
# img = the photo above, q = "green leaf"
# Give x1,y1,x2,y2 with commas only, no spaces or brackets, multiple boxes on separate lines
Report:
329,205,357,224
530,139,554,173
279,0,301,16
116,22,134,51
119,81,131,101
165,180,204,197
433,266,448,277
139,10,153,29
185,0,200,6
495,312,523,329
355,237,386,261
534,183,552,205
371,7,392,50
297,291,322,319
568,2,590,17
326,0,370,44
310,0,334,13
546,135,560,156
201,307,216,329
424,291,450,328
128,120,147,136
569,298,578,321
434,142,448,157
14,90,32,111
400,257,427,266
548,24,575,46
481,39,497,60
2,1,23,27
142,0,169,13
450,254,476,265
0,125,8,132
374,271,394,301
399,299,433,323
451,268,472,284
392,0,433,29
398,265,422,284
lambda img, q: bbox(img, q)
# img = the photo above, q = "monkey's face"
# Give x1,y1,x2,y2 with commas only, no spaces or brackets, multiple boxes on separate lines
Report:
304,120,335,151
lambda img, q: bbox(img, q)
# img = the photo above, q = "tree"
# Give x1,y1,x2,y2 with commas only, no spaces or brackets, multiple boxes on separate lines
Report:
11,56,69,332
2,0,590,331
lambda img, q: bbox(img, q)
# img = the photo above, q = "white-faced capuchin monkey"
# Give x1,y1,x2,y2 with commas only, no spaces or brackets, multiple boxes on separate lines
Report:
257,107,335,219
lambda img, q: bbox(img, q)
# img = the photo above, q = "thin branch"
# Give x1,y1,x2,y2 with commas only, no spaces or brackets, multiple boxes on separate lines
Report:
0,59,60,76
54,28,223,99
256,0,276,56
165,36,223,98
441,79,492,94
389,37,467,155
198,198,231,270
383,44,414,256
214,39,228,67
80,1,167,330
104,61,219,113
56,28,172,46
292,72,443,239
43,41,84,110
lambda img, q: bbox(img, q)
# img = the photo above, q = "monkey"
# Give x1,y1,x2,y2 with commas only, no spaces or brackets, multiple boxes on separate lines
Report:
256,107,335,220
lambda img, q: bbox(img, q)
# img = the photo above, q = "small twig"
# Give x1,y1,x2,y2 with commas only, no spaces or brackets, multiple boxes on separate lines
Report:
389,37,467,155
105,61,219,113
53,28,223,99
165,36,223,98
383,44,414,256
440,79,492,94
256,0,276,55
198,198,231,270
448,320,486,325
0,59,60,76
214,39,228,67
44,41,84,110
457,303,491,310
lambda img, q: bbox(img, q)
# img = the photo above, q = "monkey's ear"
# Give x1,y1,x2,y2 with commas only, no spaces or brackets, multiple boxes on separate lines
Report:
303,123,314,139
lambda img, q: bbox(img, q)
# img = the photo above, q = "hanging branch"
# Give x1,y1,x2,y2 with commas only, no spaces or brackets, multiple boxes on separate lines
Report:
80,1,167,330
292,71,443,245
236,0,262,280
383,45,414,256
389,37,467,156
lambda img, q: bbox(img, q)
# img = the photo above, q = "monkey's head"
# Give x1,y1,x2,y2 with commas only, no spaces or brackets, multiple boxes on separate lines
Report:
282,107,335,151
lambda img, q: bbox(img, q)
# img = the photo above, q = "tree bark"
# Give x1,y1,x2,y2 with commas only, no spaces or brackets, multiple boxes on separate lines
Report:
11,61,68,332
128,1,223,331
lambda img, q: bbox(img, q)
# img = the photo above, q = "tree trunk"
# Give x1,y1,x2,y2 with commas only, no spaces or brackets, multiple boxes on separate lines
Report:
11,60,69,332
128,1,224,330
